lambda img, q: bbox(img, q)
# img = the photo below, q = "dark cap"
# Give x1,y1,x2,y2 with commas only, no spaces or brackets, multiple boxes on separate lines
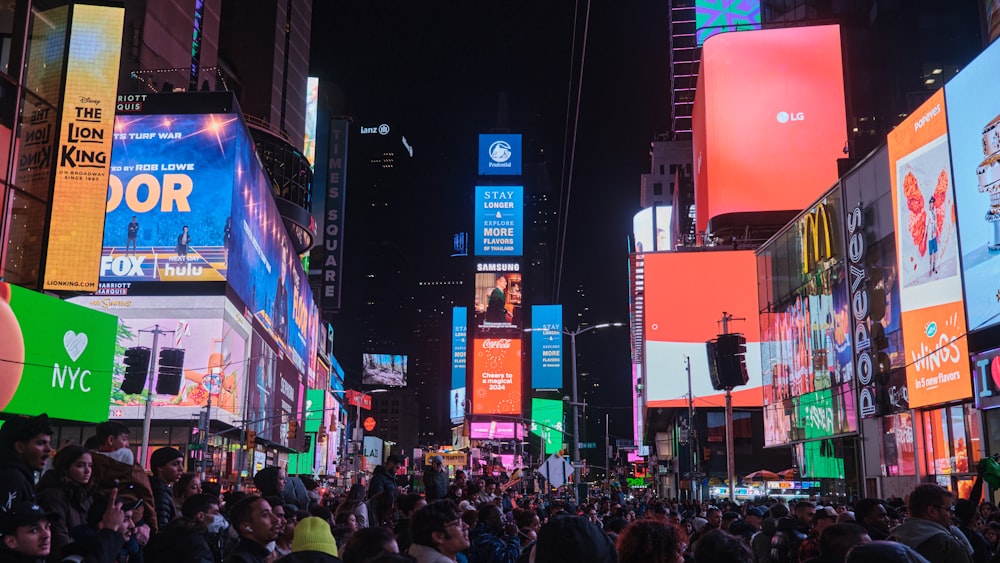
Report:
815,507,838,520
722,511,741,521
0,502,59,535
386,454,405,464
149,446,183,470
746,507,767,518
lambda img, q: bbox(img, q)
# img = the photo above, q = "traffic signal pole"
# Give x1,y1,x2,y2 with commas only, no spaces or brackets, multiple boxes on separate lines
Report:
139,325,161,467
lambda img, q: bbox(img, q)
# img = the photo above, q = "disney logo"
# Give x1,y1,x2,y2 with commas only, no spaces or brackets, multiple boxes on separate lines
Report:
79,96,100,105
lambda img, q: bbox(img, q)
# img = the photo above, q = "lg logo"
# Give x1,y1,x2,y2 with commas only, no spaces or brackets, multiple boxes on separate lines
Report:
776,111,805,123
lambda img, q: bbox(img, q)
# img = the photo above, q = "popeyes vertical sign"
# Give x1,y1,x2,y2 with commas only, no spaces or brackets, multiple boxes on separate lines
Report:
43,4,125,291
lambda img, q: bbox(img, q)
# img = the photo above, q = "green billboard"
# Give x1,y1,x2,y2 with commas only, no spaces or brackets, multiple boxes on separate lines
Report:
0,283,117,422
530,398,564,455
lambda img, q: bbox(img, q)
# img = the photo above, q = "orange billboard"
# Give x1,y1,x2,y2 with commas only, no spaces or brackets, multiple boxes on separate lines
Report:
471,337,522,415
642,250,764,406
887,89,972,408
693,25,847,235
42,4,124,291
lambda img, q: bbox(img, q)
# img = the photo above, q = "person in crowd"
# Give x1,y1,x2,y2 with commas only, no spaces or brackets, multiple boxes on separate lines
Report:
888,483,974,563
0,414,53,509
0,502,58,562
145,493,221,563
771,501,815,563
60,489,140,563
845,541,931,563
804,523,872,563
530,515,618,563
253,466,288,499
475,481,498,506
149,446,184,529
754,503,789,563
395,493,426,553
615,519,685,563
267,498,291,557
690,506,721,545
173,473,203,513
854,499,892,542
277,516,342,563
35,445,96,560
89,422,156,535
368,455,404,509
407,500,470,563
694,528,753,563
226,495,280,563
722,511,742,532
955,499,992,563
281,475,311,512
423,457,450,502
335,485,370,529
468,503,519,563
447,471,468,502
514,510,540,546
799,506,839,562
341,527,399,563
334,512,359,532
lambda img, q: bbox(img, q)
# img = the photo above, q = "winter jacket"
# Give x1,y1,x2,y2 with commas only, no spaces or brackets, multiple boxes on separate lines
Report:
144,518,214,563
0,450,37,509
367,466,398,503
408,543,458,563
89,449,156,532
35,480,93,561
752,518,779,563
225,538,273,563
281,476,311,511
276,552,344,563
423,468,449,501
468,523,520,563
150,476,176,530
959,525,994,563
889,518,974,563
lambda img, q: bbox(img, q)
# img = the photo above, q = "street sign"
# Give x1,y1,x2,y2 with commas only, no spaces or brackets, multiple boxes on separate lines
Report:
537,454,575,488
579,442,596,449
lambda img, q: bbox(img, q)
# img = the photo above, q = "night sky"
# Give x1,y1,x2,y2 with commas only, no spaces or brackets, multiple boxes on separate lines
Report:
309,2,671,440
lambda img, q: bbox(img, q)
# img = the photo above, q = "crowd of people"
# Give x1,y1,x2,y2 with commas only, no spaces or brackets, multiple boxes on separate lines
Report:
1,413,998,563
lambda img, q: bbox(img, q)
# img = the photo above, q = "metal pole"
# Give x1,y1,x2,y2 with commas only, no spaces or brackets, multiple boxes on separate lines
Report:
605,412,610,489
354,399,362,483
726,388,735,503
570,329,581,506
686,355,697,501
139,326,161,468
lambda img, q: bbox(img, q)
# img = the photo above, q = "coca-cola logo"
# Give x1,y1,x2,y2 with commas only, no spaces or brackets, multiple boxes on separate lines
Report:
482,339,512,349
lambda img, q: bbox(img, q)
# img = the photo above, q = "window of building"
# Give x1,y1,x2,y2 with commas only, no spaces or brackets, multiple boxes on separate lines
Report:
922,405,981,475
881,412,916,476
653,182,663,196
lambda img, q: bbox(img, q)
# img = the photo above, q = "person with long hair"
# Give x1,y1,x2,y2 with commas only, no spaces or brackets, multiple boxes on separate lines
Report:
36,444,95,560
616,519,685,563
173,473,203,514
335,485,370,528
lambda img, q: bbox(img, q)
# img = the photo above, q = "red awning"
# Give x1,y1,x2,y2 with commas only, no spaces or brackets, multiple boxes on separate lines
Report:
647,386,765,409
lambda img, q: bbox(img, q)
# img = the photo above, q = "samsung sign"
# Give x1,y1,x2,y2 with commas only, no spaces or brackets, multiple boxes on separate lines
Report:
479,134,522,176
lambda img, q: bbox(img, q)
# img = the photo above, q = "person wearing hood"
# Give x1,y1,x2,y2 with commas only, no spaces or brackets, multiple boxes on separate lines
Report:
752,503,788,563
281,475,311,511
0,414,53,510
887,484,973,563
253,466,288,499
88,421,156,535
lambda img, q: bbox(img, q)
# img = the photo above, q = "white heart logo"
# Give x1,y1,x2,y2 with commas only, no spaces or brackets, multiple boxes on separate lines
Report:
63,331,88,362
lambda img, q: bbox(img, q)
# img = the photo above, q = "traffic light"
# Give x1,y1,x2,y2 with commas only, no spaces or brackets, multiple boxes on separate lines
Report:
121,347,151,394
156,348,185,395
317,425,328,444
246,430,257,450
287,420,299,440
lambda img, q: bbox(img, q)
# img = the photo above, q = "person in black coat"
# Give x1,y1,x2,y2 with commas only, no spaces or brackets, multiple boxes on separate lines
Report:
225,496,280,563
367,455,404,507
0,414,53,510
146,494,222,563
149,447,184,529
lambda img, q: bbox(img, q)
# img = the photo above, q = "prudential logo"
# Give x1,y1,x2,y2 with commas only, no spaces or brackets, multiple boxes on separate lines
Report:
488,140,513,168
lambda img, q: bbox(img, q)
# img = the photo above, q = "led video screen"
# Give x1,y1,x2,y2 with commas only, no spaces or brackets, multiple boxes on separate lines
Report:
471,338,522,415
473,267,523,335
362,353,407,387
693,25,847,235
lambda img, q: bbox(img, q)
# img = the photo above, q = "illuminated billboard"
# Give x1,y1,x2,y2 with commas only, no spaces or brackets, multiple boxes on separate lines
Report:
303,77,318,168
889,89,972,408
0,283,116,423
449,387,466,421
469,421,524,439
643,251,763,406
68,295,249,424
471,338,522,415
946,39,1000,332
531,398,564,455
452,307,467,389
362,353,407,387
42,4,124,291
531,305,562,389
692,25,847,235
101,113,237,283
695,0,761,45
474,186,523,256
632,206,673,252
473,264,523,335
478,134,522,176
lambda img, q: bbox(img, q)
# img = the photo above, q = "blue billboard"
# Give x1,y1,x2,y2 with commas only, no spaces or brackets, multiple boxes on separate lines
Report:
531,305,563,389
474,186,523,256
478,134,522,176
102,113,238,282
452,307,467,389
